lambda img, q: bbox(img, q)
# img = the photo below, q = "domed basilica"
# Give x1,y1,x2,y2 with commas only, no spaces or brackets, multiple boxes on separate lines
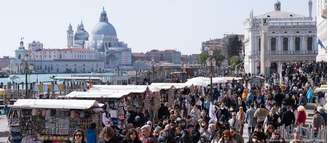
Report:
67,7,132,69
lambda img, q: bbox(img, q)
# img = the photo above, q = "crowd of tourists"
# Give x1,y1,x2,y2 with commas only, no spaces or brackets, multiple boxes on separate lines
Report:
70,61,326,143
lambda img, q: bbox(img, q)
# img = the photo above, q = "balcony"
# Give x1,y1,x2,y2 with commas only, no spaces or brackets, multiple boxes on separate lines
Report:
270,50,318,55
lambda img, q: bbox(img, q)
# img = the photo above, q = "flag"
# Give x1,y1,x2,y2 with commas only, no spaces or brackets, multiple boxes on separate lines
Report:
318,38,326,49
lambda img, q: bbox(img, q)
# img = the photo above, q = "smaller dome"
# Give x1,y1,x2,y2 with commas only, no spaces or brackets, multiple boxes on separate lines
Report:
92,22,117,37
75,30,89,41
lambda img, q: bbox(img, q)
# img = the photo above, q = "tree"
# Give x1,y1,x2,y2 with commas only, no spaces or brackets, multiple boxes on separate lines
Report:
227,35,242,57
228,56,242,70
199,50,225,66
212,50,225,66
198,52,209,66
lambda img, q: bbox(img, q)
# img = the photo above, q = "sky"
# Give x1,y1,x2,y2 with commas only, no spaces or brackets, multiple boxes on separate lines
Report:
0,0,316,57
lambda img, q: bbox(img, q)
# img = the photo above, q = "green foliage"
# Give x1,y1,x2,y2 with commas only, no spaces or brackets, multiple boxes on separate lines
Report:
228,56,242,69
198,52,209,65
199,50,225,66
212,50,225,66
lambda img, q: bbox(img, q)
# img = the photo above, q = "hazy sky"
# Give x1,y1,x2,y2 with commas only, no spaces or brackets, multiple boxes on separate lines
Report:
0,0,315,57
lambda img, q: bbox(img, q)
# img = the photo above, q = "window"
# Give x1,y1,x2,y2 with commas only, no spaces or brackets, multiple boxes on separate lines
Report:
307,37,313,51
295,37,300,51
283,37,288,51
258,38,261,52
271,37,276,51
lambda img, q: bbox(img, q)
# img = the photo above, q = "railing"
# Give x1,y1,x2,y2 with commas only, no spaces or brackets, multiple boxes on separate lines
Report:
270,50,318,55
278,125,327,142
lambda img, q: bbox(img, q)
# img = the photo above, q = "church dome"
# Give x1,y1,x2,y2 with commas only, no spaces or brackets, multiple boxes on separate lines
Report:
92,8,117,37
92,22,117,37
74,22,89,41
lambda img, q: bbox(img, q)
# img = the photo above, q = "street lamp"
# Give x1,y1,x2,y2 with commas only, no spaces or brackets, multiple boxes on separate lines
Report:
151,58,155,82
207,50,216,102
21,57,33,98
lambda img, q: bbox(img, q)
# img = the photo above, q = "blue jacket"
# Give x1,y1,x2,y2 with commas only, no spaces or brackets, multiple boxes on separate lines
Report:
86,128,97,143
306,88,314,100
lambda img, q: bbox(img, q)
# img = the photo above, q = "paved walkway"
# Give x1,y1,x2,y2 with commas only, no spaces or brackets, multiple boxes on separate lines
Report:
0,115,9,142
242,106,316,142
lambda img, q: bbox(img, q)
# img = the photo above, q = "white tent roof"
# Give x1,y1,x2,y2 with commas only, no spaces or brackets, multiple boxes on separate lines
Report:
150,83,187,91
185,76,242,86
91,85,148,93
12,99,102,110
64,90,131,99
185,77,210,86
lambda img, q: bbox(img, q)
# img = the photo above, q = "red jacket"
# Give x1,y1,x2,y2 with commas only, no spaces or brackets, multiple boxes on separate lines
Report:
296,111,307,125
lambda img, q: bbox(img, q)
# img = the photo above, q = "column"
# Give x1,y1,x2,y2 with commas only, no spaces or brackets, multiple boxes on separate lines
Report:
277,61,283,84
313,36,317,54
260,26,268,75
301,36,306,53
278,36,282,53
289,36,294,53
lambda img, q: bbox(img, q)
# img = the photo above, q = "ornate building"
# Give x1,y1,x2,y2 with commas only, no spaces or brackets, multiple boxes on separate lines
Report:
67,22,89,48
65,7,132,69
88,8,132,68
243,1,317,75
10,40,104,74
316,0,327,62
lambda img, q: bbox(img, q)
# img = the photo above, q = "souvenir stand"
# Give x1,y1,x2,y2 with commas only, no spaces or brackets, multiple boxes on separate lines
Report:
9,99,103,143
63,89,135,128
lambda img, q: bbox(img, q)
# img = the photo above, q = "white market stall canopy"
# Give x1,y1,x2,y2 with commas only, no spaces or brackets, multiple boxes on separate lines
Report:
185,76,242,86
62,76,242,99
12,99,103,110
91,85,149,93
64,90,132,99
149,83,188,91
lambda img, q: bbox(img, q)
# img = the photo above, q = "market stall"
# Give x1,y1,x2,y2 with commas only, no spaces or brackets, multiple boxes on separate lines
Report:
9,99,103,143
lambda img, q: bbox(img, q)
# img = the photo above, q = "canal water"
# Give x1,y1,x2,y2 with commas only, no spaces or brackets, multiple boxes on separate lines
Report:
0,72,114,84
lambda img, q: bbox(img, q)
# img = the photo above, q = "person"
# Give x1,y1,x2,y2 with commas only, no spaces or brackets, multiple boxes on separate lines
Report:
102,111,112,127
312,110,325,137
218,130,232,143
246,104,256,135
158,103,170,120
230,128,243,143
306,86,314,103
254,104,269,127
264,111,280,129
289,132,303,143
86,123,97,143
236,106,245,135
73,129,86,143
140,124,156,143
99,126,121,143
229,112,241,133
281,106,295,128
296,106,306,126
269,130,285,143
123,129,142,143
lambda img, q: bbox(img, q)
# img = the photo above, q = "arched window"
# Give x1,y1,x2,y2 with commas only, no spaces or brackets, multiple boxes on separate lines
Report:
283,37,288,51
307,37,313,51
295,37,300,51
271,37,276,51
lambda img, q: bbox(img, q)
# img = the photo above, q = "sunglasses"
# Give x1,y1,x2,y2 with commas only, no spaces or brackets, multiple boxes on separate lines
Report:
75,134,82,137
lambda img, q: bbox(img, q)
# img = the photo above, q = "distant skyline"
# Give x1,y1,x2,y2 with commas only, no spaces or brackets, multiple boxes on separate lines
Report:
0,0,316,57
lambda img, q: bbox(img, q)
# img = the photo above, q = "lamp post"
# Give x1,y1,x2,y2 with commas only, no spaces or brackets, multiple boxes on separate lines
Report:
207,50,216,102
22,57,33,98
151,58,155,82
